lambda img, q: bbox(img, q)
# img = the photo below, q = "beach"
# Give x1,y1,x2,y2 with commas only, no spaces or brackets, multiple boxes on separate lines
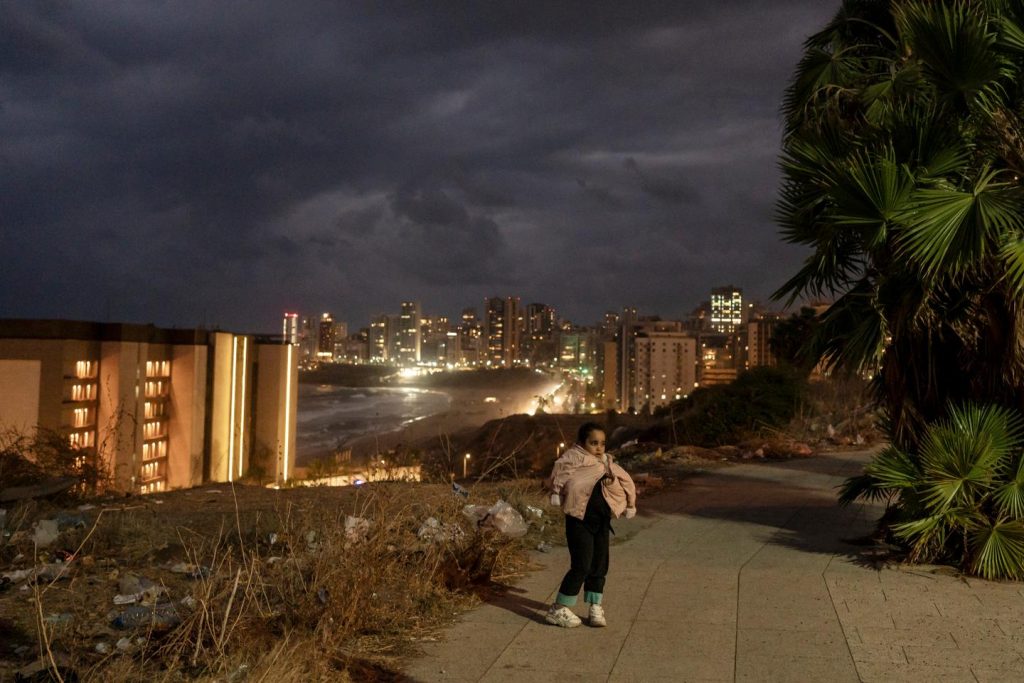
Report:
296,369,559,464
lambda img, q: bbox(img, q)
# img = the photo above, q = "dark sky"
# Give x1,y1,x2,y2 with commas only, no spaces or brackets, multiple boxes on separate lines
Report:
1,1,837,334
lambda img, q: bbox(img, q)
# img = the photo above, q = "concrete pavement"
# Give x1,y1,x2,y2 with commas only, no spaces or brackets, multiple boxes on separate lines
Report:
402,450,1024,682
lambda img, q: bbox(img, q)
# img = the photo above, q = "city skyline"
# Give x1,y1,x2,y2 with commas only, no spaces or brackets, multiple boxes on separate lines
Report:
2,2,837,332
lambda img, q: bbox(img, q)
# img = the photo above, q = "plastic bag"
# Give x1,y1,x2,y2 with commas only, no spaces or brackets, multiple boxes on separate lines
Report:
486,500,528,538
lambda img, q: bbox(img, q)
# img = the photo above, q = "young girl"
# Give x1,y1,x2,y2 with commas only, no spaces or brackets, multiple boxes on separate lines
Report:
545,421,637,628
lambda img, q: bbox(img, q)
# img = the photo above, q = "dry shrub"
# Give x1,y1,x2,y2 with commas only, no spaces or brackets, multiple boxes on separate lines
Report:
6,479,553,681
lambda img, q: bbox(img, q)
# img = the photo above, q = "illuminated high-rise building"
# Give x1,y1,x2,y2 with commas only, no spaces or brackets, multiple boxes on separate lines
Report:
710,286,743,334
318,313,335,360
635,331,698,412
282,312,299,345
369,315,389,363
485,296,520,366
526,303,556,340
747,312,783,369
398,301,421,365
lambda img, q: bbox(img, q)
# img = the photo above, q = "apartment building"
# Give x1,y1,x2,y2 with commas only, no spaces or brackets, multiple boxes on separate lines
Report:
0,319,297,494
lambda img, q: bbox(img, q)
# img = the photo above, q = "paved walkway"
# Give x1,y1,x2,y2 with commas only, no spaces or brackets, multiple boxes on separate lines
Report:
402,450,1024,682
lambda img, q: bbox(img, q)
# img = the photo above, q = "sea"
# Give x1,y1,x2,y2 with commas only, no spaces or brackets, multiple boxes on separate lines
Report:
295,384,451,461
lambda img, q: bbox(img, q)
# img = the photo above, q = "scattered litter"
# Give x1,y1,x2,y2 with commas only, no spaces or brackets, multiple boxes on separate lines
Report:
56,513,87,530
95,642,110,654
206,489,223,495
3,568,35,584
417,517,464,543
452,482,469,498
31,519,59,547
119,574,157,596
169,562,210,579
268,532,278,545
305,530,318,550
536,542,552,553
180,595,197,609
36,563,70,582
111,603,181,631
486,500,528,537
524,505,544,518
344,515,372,544
113,593,139,605
462,505,490,523
152,499,165,504
116,637,133,651
464,501,528,537
77,504,96,511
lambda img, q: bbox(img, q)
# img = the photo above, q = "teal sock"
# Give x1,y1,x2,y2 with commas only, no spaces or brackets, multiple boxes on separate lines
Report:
584,591,602,605
555,592,577,607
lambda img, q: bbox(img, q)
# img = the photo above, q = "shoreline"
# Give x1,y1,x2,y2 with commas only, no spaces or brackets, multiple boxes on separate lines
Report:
298,382,551,464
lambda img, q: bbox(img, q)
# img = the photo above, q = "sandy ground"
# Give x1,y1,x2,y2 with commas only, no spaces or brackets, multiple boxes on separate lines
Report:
340,383,548,461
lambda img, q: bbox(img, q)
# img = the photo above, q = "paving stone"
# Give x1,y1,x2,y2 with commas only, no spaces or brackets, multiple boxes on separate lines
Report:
735,654,859,682
736,627,850,661
855,661,978,682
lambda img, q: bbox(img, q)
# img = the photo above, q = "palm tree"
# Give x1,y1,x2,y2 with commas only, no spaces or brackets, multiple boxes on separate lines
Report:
839,402,1024,579
775,0,1024,453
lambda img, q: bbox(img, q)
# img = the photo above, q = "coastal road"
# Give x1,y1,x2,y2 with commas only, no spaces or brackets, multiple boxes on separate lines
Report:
402,450,1024,682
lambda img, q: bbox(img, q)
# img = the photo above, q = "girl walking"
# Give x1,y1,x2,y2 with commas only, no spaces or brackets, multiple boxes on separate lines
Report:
545,421,637,627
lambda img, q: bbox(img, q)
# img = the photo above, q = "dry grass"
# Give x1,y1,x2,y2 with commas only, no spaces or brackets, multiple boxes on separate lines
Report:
0,479,559,681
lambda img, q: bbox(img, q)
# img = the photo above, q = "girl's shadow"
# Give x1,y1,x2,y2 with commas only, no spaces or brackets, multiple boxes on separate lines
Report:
474,583,550,624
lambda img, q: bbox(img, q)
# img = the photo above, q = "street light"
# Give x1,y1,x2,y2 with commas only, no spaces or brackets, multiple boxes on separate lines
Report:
463,453,471,478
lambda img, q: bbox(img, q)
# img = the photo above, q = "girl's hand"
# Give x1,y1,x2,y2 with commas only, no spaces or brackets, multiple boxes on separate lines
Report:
624,507,637,519
550,493,562,507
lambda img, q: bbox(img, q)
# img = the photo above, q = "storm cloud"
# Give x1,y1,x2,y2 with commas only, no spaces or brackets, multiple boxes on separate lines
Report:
0,1,838,332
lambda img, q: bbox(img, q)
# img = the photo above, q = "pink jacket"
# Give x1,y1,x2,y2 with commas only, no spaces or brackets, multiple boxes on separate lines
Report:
546,445,637,521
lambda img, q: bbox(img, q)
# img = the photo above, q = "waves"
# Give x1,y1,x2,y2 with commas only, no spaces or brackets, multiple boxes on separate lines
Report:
295,384,451,458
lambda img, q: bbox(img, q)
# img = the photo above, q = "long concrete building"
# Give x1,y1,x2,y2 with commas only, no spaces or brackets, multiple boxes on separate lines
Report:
0,319,297,494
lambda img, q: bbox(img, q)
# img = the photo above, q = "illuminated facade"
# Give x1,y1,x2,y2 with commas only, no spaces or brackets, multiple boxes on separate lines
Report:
710,286,743,334
282,312,299,345
0,320,297,493
318,313,335,360
634,332,698,411
747,313,782,369
369,315,389,363
484,296,520,366
398,301,421,365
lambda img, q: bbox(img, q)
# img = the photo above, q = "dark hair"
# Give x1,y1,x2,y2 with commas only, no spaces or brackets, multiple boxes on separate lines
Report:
576,421,606,445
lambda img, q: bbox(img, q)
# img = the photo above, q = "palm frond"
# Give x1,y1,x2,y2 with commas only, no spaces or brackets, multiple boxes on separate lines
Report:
897,167,1024,279
998,231,1024,295
812,279,887,374
968,518,1024,579
995,10,1024,53
828,148,916,250
896,1,1012,114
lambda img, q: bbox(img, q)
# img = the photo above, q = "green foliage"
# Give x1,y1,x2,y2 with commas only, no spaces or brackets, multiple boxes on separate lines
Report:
777,0,1024,451
840,402,1024,579
649,367,805,447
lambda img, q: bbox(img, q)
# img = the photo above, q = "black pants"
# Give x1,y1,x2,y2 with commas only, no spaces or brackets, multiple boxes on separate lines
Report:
558,514,610,599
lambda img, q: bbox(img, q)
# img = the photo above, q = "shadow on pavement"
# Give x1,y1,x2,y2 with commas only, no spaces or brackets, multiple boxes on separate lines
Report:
636,452,898,569
475,584,552,624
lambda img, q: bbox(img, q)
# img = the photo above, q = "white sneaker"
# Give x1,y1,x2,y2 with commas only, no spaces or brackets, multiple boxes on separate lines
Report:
588,603,607,627
545,605,582,628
